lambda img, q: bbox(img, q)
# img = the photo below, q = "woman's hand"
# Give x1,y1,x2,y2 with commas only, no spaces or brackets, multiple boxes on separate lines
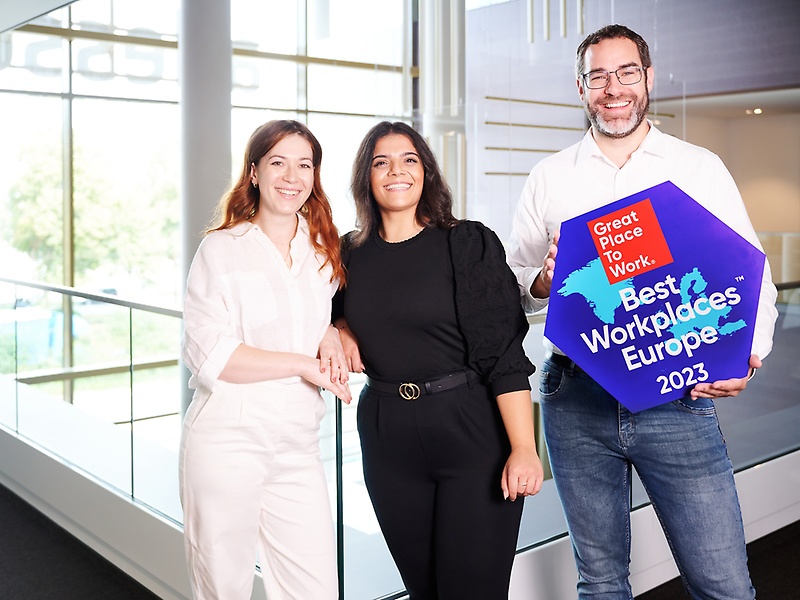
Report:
501,445,544,501
302,356,352,404
333,319,365,373
318,325,349,384
496,390,543,501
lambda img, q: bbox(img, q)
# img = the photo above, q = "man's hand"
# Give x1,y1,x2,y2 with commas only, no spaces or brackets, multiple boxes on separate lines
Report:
333,319,365,373
531,231,559,298
690,354,761,400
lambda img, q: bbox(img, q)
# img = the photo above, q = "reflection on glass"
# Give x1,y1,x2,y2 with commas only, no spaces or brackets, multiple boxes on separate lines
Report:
307,112,395,233
71,0,178,38
308,64,405,116
307,0,405,66
71,39,178,101
232,0,299,55
111,0,179,39
70,0,113,31
232,56,299,109
31,10,68,28
0,31,64,94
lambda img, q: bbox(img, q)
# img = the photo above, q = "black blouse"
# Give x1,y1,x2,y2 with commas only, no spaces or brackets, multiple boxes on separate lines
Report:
333,220,534,397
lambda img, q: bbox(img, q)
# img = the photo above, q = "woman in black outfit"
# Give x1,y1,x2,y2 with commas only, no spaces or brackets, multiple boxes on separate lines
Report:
333,121,544,599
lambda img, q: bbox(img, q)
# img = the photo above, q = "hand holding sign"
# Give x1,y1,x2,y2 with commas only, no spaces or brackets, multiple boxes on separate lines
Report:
532,232,559,298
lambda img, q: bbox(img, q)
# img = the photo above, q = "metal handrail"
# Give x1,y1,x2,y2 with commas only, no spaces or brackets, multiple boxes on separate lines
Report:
16,356,179,385
776,280,800,291
0,276,182,318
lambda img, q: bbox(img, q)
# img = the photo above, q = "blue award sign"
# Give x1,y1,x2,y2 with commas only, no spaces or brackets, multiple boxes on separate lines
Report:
544,181,765,413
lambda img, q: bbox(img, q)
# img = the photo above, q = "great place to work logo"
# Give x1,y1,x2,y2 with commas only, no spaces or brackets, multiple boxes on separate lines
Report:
544,180,765,413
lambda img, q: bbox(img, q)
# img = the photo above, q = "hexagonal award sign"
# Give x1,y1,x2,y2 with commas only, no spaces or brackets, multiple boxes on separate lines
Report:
544,180,765,413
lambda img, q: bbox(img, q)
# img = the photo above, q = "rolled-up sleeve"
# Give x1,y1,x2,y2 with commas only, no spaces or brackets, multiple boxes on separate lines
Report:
181,238,243,392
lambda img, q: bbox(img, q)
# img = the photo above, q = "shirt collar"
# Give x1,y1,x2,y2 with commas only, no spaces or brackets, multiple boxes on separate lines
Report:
228,213,309,238
575,120,666,165
636,122,667,157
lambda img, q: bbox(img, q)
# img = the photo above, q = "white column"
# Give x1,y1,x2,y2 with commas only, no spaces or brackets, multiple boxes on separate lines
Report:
418,0,466,216
179,0,232,413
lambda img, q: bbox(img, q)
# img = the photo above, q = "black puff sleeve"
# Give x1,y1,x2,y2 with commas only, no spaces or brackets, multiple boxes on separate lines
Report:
450,221,535,397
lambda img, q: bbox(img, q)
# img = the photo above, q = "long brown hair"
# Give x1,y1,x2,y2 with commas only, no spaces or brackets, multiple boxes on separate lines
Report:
208,120,345,284
350,121,458,247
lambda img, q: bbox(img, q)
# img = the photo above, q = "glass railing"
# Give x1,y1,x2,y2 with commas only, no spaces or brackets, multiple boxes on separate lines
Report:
0,278,184,522
1,273,798,600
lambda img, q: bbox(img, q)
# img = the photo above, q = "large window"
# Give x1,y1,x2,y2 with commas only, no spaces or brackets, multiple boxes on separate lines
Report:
230,0,412,234
1,0,412,300
0,3,181,301
1,2,415,599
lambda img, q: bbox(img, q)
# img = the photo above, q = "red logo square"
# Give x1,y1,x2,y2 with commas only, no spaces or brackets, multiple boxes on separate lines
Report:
587,198,674,284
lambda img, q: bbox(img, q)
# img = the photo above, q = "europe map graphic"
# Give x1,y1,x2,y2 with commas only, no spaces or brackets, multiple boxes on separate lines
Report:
558,259,747,338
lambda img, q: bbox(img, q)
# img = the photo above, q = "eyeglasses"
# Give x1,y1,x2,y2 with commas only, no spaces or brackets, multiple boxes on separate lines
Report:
582,65,644,89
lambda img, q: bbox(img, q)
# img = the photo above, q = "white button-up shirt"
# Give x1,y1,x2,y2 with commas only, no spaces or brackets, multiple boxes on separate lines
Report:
507,124,778,359
181,216,337,398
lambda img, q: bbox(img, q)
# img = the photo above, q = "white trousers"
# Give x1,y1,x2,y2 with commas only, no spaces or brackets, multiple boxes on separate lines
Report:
179,380,338,600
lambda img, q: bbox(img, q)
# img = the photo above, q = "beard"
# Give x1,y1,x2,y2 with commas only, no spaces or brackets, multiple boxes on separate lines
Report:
587,92,650,139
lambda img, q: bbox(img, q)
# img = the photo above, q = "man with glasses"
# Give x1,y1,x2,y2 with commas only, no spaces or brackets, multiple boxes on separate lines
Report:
507,24,777,599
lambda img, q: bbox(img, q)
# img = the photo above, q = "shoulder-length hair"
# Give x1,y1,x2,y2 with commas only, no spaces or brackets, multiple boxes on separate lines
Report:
208,119,345,285
349,121,458,247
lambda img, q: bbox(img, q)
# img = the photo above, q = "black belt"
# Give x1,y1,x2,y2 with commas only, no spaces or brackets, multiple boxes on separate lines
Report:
546,352,585,374
365,370,480,400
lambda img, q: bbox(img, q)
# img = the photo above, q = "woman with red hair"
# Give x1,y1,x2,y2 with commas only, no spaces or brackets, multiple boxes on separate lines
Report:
180,120,350,599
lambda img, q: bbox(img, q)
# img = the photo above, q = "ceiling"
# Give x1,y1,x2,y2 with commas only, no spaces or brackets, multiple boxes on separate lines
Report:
652,88,800,120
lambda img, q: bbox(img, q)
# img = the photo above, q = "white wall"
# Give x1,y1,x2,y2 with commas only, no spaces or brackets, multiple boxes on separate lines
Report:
659,113,800,235
657,112,800,283
728,114,800,235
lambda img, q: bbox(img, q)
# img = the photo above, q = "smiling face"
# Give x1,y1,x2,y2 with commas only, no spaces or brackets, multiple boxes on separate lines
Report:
579,37,654,140
369,133,425,218
250,133,314,219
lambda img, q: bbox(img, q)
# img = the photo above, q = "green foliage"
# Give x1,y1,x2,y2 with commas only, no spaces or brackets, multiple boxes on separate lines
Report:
2,138,64,282
2,131,179,294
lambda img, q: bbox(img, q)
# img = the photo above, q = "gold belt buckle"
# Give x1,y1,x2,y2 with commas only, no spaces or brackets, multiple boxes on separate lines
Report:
399,382,421,400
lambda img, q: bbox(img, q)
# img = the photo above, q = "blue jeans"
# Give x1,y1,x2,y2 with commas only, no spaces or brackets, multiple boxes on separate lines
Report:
539,355,755,600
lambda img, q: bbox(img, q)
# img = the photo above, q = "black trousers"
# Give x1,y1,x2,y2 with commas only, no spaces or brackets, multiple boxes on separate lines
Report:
357,379,524,600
